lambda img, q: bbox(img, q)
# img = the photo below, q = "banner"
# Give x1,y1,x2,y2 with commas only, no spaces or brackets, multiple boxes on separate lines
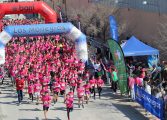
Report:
134,85,164,120
0,44,5,65
148,55,158,69
0,23,88,62
107,39,128,94
109,16,118,42
0,1,57,23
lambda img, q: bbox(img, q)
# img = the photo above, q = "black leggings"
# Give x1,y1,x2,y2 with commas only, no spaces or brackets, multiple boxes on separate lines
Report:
72,86,75,93
90,86,96,99
97,87,102,98
112,81,117,92
29,93,33,101
67,107,73,120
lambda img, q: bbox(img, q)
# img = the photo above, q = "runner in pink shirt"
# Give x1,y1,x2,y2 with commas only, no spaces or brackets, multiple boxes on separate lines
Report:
77,84,85,108
96,76,104,99
84,81,91,104
28,81,34,102
60,79,66,102
70,78,77,93
68,88,74,100
52,81,61,104
65,93,74,120
89,76,96,99
42,91,51,120
34,80,42,105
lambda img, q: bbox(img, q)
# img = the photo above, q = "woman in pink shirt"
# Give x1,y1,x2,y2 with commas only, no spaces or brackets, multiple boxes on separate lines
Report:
28,81,34,102
52,81,61,104
42,91,51,120
60,79,66,102
77,84,85,108
34,80,42,105
96,76,104,99
89,76,96,99
65,93,74,120
128,77,135,100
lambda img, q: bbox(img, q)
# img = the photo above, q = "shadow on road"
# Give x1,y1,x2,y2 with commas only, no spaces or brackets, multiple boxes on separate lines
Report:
18,117,62,120
19,108,42,111
99,86,148,120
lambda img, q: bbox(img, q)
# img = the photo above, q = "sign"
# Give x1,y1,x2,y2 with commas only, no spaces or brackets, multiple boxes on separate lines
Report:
134,85,164,120
108,39,128,94
148,55,158,69
109,16,118,42
0,45,5,65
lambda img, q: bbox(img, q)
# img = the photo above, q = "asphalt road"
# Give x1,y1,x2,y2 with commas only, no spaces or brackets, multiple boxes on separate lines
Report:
0,78,150,120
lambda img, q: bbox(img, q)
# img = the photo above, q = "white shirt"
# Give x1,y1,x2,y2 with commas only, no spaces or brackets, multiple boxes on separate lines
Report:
145,84,151,94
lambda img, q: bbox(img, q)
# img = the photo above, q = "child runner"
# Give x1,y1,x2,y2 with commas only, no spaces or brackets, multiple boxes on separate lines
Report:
89,76,96,99
65,93,74,120
84,81,91,104
77,83,85,108
28,81,34,102
96,76,104,99
42,91,52,120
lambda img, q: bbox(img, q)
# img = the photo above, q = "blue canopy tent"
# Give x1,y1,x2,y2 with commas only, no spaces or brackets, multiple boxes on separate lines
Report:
121,36,159,56
121,36,159,68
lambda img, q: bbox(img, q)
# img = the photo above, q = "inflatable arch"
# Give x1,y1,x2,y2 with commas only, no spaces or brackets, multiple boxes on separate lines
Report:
0,23,88,62
0,1,57,23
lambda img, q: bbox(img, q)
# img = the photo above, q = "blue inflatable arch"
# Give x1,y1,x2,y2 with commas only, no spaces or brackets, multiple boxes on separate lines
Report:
0,23,88,62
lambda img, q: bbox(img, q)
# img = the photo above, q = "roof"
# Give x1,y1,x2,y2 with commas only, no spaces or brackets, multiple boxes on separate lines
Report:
121,36,159,57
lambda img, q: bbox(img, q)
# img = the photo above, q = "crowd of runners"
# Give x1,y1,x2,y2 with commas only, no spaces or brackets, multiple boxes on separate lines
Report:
0,19,105,120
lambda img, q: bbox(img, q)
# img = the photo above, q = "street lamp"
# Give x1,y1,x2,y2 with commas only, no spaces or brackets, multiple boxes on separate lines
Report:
142,0,160,16
62,0,67,18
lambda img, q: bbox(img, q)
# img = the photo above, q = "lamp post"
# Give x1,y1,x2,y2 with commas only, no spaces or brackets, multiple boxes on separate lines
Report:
115,0,130,11
62,0,67,18
142,0,160,16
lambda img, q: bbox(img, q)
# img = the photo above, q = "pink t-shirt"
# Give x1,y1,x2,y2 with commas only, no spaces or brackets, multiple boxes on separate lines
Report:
34,83,41,93
77,87,85,97
68,92,74,99
60,82,66,91
135,77,143,87
89,79,96,87
42,95,51,107
70,79,77,87
128,77,135,89
84,84,91,92
28,85,34,94
66,97,73,108
97,79,104,87
52,82,61,92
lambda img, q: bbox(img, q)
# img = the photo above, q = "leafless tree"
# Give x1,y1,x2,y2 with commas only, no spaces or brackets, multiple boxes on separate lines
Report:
67,3,126,41
156,16,167,61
